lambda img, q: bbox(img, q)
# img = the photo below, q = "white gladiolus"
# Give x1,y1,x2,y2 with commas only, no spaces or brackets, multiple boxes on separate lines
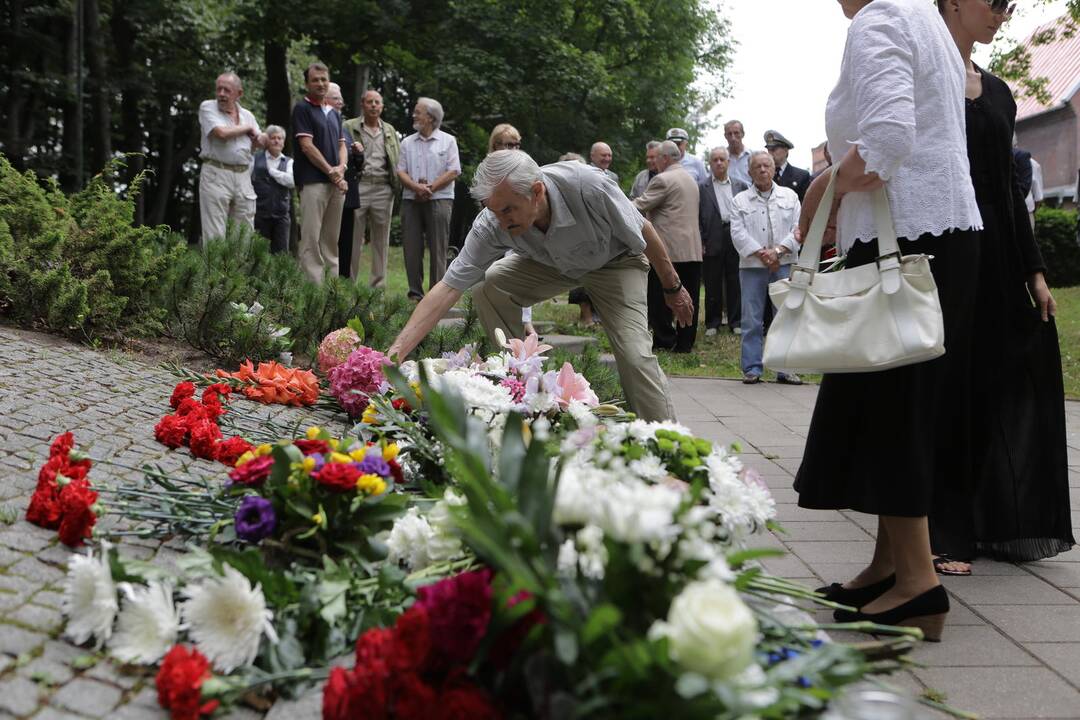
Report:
182,564,278,672
109,581,180,664
63,544,119,648
649,579,758,680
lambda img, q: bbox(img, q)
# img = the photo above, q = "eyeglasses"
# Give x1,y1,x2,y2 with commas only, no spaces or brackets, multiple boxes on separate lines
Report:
985,0,1015,17
494,142,521,150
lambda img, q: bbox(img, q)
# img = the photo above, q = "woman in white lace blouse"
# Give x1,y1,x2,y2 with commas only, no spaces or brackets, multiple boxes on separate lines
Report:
793,0,982,641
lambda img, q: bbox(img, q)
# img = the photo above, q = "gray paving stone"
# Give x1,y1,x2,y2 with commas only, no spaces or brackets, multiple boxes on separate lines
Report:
0,674,43,715
8,557,66,584
908,625,1039,667
32,708,94,720
773,504,847,523
84,659,145,690
19,651,76,686
0,526,53,553
912,667,1080,718
942,575,1076,605
786,541,879,564
774,521,873,542
1023,642,1080,688
1026,561,1080,588
8,604,64,634
0,622,49,655
973,605,1080,642
49,678,123,717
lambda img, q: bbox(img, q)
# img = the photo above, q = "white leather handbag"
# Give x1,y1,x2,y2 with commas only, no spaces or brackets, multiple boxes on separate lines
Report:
763,171,945,374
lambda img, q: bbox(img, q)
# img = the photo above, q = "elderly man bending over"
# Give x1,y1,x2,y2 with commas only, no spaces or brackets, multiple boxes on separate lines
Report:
387,150,694,421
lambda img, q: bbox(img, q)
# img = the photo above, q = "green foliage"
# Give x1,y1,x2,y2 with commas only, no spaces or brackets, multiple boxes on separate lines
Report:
1035,206,1080,287
0,155,182,338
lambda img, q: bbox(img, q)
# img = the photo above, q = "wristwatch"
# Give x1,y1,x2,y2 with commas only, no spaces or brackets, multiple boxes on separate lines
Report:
662,279,683,295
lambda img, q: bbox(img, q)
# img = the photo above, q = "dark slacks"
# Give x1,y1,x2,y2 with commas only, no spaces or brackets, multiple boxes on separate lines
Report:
647,261,702,352
254,215,290,254
401,199,452,300
702,244,741,330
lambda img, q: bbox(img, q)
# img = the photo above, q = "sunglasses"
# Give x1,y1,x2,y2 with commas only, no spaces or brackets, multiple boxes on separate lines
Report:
985,0,1016,16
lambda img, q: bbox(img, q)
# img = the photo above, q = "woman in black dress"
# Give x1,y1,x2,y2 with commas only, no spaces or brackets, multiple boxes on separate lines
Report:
931,0,1074,574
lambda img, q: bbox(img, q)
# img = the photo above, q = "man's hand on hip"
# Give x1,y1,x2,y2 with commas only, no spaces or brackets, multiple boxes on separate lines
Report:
666,286,694,327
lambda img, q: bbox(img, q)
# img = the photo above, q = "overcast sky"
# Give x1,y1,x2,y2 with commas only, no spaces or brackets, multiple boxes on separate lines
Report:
697,0,1070,168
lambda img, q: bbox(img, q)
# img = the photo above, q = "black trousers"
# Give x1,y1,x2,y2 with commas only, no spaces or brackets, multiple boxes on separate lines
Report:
338,207,355,278
703,245,741,330
254,215,290,254
647,261,702,352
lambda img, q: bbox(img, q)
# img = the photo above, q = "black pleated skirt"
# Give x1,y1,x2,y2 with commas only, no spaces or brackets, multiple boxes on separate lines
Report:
794,229,980,517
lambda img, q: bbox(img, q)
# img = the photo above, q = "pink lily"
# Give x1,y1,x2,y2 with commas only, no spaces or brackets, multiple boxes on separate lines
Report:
552,362,599,408
503,332,553,362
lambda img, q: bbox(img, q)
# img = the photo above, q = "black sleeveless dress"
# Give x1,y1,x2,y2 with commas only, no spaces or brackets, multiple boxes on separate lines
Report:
929,68,1074,562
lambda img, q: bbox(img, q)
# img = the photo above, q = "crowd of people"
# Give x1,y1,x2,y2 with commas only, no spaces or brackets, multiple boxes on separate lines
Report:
195,0,1074,641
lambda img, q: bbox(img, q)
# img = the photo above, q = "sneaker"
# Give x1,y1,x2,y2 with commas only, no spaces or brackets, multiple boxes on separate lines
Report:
705,328,718,337
776,373,803,385
742,373,761,385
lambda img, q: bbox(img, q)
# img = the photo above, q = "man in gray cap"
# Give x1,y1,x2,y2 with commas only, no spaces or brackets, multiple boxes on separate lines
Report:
666,128,708,184
764,130,811,201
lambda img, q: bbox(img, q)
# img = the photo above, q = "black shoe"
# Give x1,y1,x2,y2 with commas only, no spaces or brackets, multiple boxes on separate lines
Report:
815,574,896,608
833,584,949,642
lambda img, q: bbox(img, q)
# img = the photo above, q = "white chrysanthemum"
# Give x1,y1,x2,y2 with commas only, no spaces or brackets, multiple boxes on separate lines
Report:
628,454,668,482
431,370,517,415
566,400,598,428
387,507,436,569
599,480,683,544
63,544,118,648
109,581,180,664
425,493,465,564
626,419,693,444
182,564,278,672
556,540,579,578
704,454,775,539
576,525,608,580
552,461,611,527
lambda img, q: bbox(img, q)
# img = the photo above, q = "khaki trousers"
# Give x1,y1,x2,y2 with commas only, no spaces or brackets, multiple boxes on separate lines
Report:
351,183,395,287
401,199,453,300
299,183,345,284
473,253,676,421
199,163,256,246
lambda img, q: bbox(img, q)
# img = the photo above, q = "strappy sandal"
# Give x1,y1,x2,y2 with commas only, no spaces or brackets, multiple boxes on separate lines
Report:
932,555,972,576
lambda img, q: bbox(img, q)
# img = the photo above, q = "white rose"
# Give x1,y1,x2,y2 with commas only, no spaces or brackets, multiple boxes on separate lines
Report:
649,579,758,680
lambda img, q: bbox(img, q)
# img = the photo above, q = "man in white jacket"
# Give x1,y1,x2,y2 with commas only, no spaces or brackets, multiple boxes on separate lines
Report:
731,151,801,385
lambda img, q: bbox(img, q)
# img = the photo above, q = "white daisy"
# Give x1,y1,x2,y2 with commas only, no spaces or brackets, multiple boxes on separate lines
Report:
182,564,278,672
63,544,119,648
109,581,180,664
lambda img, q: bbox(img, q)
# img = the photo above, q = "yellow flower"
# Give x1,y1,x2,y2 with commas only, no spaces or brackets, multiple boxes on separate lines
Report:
301,456,317,474
330,451,352,464
235,451,255,467
311,509,327,528
408,381,423,399
356,474,387,496
328,438,340,450
255,443,273,457
362,405,380,425
349,447,369,462
382,443,400,462
305,426,322,440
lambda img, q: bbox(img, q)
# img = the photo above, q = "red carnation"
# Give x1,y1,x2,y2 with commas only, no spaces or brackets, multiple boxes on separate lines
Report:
203,382,233,403
216,437,254,466
387,458,405,486
175,397,207,419
59,456,91,482
415,569,494,668
156,645,219,720
392,397,412,413
169,382,197,410
49,432,75,459
26,485,62,529
313,462,362,493
228,455,274,486
391,673,438,719
155,415,189,449
293,439,330,456
393,604,432,672
435,681,501,720
57,478,98,547
322,662,389,720
188,420,222,461
355,627,397,667
37,456,63,489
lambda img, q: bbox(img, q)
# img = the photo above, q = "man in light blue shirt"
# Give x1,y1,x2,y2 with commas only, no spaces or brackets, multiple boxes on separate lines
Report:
666,127,708,184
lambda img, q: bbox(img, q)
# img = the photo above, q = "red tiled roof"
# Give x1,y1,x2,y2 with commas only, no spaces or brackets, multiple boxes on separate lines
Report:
1012,16,1080,121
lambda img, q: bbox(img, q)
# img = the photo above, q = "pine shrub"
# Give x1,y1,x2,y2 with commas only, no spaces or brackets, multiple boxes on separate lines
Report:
1035,206,1080,287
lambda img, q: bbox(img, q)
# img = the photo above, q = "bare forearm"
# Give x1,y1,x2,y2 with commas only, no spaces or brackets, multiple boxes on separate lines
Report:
338,141,347,169
641,221,680,287
388,282,463,359
397,170,424,193
299,139,333,176
430,170,460,193
210,125,251,141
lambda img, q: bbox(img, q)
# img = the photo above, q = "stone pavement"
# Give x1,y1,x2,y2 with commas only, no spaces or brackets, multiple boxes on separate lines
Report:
668,376,1080,720
1,324,1078,718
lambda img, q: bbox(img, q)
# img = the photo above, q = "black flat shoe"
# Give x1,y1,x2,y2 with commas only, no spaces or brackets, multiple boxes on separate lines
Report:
833,584,949,642
815,574,896,608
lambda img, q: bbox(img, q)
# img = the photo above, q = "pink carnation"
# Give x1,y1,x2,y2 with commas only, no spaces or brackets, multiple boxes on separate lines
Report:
329,346,391,418
318,328,365,375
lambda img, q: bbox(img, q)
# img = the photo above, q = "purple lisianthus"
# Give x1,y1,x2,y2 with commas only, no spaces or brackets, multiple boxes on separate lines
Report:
234,495,277,543
357,453,390,478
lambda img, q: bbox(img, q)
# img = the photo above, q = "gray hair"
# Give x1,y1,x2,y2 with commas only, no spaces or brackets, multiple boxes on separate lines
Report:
750,150,775,166
217,72,242,90
417,97,444,129
646,140,662,151
265,125,286,138
470,150,542,201
709,146,729,159
558,152,586,163
658,140,681,160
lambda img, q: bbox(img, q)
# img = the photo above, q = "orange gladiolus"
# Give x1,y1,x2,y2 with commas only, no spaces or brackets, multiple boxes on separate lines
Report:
216,361,320,407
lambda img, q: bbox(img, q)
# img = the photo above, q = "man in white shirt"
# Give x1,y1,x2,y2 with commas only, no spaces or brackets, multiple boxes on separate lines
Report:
589,141,619,182
731,151,801,385
251,125,294,253
198,72,267,246
1027,156,1044,231
699,147,748,337
665,128,708,184
725,119,753,188
397,97,461,301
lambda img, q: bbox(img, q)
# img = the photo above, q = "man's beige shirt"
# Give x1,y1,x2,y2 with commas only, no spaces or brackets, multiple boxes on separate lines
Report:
633,165,702,263
361,123,389,181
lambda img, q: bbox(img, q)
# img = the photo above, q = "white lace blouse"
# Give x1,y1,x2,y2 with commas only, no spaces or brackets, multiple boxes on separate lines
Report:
826,0,982,252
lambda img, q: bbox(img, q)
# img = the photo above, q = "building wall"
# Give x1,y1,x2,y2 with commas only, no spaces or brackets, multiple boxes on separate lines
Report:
1017,97,1078,201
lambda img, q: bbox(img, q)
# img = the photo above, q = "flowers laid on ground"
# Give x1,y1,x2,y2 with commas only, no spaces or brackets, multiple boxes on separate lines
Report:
27,432,101,546
327,345,391,418
154,381,255,465
216,360,320,406
317,325,365,374
156,644,221,720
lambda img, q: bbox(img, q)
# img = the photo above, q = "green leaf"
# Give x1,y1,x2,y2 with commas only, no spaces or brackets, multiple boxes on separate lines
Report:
582,604,623,646
345,317,365,342
317,576,350,625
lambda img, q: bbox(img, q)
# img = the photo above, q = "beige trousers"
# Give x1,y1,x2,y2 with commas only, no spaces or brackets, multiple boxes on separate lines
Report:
473,253,676,421
351,183,395,287
199,163,256,246
298,182,345,284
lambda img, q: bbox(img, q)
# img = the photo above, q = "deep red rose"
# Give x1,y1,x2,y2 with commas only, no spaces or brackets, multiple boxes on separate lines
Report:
155,415,189,449
392,397,412,413
156,645,219,720
391,672,438,720
216,437,254,466
175,397,207,419
293,439,330,456
188,420,222,461
387,459,405,486
321,663,389,720
313,462,362,493
227,455,274,486
435,682,501,720
26,485,62,529
169,382,197,410
415,569,494,668
393,604,431,672
49,432,75,459
57,479,98,547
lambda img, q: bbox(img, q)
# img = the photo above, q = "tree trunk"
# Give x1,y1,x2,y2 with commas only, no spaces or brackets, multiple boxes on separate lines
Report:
83,0,111,172
60,2,81,191
4,0,27,170
353,63,369,112
263,40,291,146
110,2,144,223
